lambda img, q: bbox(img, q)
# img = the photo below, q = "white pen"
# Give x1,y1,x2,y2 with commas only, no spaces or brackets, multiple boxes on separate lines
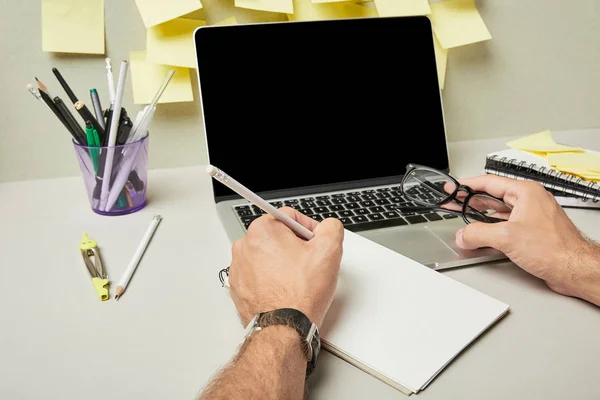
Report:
100,60,128,211
206,165,315,240
115,214,163,300
105,58,116,104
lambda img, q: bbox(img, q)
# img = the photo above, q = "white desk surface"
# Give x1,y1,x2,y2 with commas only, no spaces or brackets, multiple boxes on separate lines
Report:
1,129,600,400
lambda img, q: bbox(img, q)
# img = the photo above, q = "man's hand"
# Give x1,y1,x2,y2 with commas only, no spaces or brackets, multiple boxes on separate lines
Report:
229,207,344,328
454,175,600,305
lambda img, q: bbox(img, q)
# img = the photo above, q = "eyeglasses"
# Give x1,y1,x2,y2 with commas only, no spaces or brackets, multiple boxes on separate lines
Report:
399,164,512,224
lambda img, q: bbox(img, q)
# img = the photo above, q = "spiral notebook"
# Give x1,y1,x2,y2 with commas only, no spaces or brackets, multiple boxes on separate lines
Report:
485,149,600,208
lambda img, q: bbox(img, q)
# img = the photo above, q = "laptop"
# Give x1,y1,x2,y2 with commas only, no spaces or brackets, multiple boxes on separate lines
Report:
194,16,506,270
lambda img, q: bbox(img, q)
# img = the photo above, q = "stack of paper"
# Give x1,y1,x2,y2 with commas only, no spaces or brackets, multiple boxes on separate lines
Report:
506,130,600,182
320,230,509,394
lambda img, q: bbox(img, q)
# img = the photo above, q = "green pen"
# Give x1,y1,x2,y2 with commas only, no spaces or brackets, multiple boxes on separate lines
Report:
85,121,100,172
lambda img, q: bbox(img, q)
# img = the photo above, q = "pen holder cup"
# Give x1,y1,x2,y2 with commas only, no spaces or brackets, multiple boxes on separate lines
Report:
73,135,149,216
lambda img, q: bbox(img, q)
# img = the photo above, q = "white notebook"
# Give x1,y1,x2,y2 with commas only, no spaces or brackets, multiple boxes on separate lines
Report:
319,230,509,395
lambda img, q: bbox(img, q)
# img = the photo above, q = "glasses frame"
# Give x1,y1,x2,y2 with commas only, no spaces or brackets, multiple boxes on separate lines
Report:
399,164,512,225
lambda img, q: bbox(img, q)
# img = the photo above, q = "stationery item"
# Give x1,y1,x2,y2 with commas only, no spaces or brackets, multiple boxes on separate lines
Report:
26,84,45,104
429,0,491,49
287,0,348,21
147,18,206,68
106,58,116,104
134,0,203,28
41,0,105,54
235,0,293,14
90,89,105,130
213,16,238,25
374,0,431,16
54,96,87,145
506,130,581,153
79,233,109,301
52,68,105,138
485,148,600,208
318,230,509,394
100,60,128,211
341,3,378,19
206,165,314,240
115,214,163,300
35,85,77,140
85,121,101,172
129,51,192,105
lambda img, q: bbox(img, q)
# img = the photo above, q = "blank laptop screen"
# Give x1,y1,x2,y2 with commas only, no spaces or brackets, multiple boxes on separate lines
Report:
195,16,449,199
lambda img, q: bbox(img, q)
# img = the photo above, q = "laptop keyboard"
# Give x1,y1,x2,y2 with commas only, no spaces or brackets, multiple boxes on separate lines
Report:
233,183,459,232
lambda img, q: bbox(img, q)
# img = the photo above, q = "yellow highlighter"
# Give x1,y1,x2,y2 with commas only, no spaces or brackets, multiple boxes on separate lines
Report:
79,233,109,301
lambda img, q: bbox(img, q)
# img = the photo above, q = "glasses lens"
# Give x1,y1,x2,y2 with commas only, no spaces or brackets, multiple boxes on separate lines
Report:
464,194,512,223
403,168,457,205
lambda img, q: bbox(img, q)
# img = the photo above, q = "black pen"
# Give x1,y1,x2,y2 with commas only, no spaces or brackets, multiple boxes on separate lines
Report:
37,87,73,135
54,96,87,145
52,67,106,139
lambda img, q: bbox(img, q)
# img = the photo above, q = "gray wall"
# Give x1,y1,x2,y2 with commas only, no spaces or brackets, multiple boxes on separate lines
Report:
1,0,599,182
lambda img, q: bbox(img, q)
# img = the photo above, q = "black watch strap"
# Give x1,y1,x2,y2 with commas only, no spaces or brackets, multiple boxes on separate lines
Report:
247,308,321,378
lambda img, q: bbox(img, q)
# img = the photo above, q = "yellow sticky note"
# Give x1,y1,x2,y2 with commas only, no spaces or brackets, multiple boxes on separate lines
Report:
433,34,447,89
312,0,354,3
548,152,600,172
147,18,206,69
134,0,203,28
506,130,582,153
552,166,600,181
374,0,430,17
342,3,379,18
235,0,294,14
129,51,194,105
288,0,348,21
429,0,491,49
41,0,105,54
213,16,238,25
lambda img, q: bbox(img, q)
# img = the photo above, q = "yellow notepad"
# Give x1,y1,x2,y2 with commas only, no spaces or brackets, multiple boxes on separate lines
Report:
147,18,206,69
129,51,194,105
429,0,491,49
506,130,581,153
374,0,431,17
41,0,105,54
235,0,294,14
134,0,203,28
287,0,348,21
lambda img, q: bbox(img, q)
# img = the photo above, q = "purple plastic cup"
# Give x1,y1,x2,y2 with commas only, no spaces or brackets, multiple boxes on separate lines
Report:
73,135,149,216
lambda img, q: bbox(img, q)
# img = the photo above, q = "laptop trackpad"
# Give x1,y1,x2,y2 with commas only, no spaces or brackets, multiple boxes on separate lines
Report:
361,227,458,267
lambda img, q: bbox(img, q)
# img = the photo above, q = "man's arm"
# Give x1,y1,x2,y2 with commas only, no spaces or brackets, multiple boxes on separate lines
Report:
560,240,600,306
196,208,344,399
199,325,307,400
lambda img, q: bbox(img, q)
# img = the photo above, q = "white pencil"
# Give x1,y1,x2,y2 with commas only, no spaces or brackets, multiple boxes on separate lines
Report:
115,214,163,300
100,60,128,211
206,165,314,240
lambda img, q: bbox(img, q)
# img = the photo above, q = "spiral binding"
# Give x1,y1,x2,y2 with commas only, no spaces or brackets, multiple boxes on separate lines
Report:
485,155,600,202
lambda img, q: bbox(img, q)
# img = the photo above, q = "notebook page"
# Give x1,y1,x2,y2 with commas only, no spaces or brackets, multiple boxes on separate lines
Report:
320,230,509,393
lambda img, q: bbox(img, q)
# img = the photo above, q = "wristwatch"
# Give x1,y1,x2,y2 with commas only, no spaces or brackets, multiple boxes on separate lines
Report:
243,308,321,378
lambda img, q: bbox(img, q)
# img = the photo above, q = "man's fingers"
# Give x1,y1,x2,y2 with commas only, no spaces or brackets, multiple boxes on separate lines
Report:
457,175,521,205
456,221,511,251
313,217,345,246
278,206,320,232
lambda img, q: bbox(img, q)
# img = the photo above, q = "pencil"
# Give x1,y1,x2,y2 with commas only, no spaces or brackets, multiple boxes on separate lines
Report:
52,67,106,139
115,214,163,300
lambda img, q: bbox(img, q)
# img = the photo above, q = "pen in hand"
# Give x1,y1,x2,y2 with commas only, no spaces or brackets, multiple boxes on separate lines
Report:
206,165,315,240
